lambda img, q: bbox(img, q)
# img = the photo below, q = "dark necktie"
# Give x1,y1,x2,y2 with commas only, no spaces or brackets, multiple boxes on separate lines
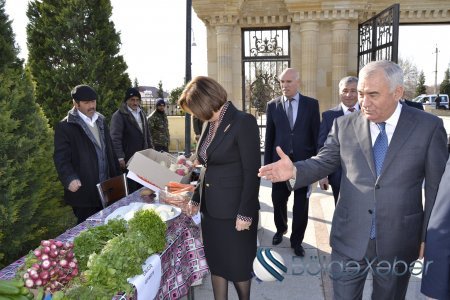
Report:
287,98,294,129
348,107,355,112
370,122,388,239
373,122,388,177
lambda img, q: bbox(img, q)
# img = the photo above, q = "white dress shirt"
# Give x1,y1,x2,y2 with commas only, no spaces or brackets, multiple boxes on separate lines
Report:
283,94,299,124
127,105,143,132
369,102,402,146
341,102,360,115
77,110,99,127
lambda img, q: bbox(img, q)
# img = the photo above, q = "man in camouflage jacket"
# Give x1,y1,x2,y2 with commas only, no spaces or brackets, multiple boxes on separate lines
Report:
148,98,170,152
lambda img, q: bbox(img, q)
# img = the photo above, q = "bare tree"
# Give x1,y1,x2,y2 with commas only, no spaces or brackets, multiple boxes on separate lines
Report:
398,57,419,100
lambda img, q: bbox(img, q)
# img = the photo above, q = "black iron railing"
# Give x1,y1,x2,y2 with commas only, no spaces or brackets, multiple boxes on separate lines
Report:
141,101,185,117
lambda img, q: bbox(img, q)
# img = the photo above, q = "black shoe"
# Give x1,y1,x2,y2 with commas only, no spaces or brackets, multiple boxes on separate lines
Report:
272,232,286,245
294,244,305,257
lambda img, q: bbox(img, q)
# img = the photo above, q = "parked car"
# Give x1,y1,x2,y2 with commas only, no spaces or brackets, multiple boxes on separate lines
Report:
412,94,449,109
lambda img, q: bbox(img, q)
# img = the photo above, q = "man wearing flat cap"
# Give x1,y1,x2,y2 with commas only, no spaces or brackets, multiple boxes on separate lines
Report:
53,84,122,224
110,88,153,191
148,98,170,152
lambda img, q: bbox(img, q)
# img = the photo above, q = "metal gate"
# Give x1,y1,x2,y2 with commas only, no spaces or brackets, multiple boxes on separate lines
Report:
241,28,290,150
358,4,400,72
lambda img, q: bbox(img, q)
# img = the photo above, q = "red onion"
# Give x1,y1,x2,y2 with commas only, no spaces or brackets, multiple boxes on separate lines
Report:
40,270,49,280
41,259,51,270
24,279,34,288
33,249,42,257
59,259,68,268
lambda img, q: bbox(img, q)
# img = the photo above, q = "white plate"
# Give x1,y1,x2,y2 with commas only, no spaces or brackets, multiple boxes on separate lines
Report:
104,206,132,223
104,203,181,223
141,203,182,222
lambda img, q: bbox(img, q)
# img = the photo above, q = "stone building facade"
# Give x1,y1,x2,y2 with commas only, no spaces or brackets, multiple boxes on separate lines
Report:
193,0,450,112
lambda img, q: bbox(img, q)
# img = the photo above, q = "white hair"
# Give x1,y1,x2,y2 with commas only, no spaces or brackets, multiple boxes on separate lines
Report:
359,60,403,92
279,68,300,80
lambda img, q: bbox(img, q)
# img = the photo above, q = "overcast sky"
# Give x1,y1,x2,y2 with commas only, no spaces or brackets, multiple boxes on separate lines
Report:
4,0,450,91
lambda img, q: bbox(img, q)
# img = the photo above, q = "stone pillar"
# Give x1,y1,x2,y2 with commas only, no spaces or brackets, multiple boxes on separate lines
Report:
290,23,302,72
300,21,319,98
216,25,233,95
331,20,350,106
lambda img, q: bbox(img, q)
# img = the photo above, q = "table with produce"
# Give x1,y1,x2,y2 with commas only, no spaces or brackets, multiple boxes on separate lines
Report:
0,177,209,300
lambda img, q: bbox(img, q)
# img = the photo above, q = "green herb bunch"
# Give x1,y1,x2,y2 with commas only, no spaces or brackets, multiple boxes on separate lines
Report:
68,209,167,298
73,219,127,272
128,209,167,253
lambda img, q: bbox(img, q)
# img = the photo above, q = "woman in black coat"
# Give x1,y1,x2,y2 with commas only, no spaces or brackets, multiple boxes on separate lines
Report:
178,76,261,300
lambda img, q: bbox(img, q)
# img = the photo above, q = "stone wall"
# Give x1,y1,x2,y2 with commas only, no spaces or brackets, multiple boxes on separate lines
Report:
193,0,450,112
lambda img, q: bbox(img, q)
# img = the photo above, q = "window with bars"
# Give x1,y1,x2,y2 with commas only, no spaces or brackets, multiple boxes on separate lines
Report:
241,27,290,151
241,28,290,114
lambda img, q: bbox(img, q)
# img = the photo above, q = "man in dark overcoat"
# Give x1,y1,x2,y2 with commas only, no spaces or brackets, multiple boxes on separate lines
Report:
54,85,121,223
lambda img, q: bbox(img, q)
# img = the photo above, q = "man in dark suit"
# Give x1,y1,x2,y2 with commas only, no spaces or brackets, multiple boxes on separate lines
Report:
264,67,320,256
259,60,448,299
317,76,359,204
421,157,450,299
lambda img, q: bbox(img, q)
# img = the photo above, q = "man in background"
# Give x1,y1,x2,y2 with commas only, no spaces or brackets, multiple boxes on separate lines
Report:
110,87,153,192
148,98,170,152
54,85,121,224
317,76,359,204
264,67,320,257
402,98,424,110
421,157,450,299
435,94,441,109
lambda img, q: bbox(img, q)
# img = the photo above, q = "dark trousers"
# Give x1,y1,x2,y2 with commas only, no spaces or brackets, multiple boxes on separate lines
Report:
331,239,412,300
271,182,309,247
72,206,102,224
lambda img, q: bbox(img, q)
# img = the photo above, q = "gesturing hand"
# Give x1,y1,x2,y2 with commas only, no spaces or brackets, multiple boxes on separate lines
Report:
186,201,200,217
258,146,295,182
319,178,329,190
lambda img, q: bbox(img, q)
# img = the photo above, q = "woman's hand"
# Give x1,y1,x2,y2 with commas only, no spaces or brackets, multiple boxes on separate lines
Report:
235,218,251,231
186,200,200,216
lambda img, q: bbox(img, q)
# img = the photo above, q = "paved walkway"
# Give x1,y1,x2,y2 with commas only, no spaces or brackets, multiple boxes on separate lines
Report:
185,178,427,300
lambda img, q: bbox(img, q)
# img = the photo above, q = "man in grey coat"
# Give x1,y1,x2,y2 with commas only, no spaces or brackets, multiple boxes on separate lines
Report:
259,60,448,299
110,87,153,192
